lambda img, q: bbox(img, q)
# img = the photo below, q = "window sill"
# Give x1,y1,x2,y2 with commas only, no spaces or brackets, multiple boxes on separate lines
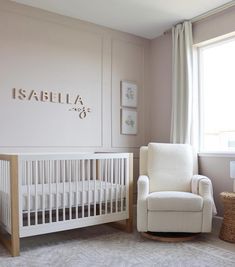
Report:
198,152,235,158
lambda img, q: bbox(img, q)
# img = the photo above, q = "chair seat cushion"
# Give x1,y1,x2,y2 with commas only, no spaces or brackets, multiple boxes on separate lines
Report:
147,191,203,212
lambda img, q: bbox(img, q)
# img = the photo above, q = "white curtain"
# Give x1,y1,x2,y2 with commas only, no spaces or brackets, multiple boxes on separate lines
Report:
170,21,194,144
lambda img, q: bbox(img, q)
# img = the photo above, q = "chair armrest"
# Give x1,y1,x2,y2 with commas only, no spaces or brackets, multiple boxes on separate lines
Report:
137,175,149,232
192,174,217,216
198,178,211,199
137,175,149,200
192,174,211,198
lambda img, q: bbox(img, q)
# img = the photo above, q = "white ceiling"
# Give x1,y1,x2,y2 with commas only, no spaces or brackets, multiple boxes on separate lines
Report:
11,0,233,39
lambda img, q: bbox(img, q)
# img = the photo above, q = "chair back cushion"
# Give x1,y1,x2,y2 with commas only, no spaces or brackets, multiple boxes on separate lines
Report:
148,143,193,192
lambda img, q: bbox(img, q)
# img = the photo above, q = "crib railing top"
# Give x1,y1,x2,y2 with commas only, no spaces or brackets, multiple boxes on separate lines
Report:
0,152,131,161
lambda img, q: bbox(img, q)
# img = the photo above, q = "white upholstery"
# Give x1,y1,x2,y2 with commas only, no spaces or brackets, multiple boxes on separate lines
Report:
148,211,202,232
137,143,215,233
137,175,149,232
148,143,193,192
147,191,203,211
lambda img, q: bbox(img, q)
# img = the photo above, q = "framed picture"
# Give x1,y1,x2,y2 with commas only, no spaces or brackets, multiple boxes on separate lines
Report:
121,81,138,108
121,109,137,135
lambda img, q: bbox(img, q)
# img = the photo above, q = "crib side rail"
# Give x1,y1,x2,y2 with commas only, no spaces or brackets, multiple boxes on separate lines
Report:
19,152,133,236
0,155,20,257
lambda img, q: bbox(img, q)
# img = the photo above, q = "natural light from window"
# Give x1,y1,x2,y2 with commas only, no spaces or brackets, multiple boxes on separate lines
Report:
200,37,235,152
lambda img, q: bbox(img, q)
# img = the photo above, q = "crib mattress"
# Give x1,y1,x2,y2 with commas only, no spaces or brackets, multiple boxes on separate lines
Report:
21,180,126,212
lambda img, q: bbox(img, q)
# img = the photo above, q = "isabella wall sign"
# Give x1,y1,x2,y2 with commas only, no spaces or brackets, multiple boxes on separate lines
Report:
12,88,91,119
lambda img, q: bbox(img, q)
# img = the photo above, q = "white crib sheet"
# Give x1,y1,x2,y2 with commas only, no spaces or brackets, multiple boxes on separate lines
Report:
21,180,126,212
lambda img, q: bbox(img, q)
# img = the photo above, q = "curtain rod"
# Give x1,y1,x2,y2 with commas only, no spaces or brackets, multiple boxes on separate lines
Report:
164,1,235,35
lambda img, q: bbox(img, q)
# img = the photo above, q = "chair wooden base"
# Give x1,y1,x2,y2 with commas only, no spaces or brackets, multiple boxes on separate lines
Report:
141,232,200,242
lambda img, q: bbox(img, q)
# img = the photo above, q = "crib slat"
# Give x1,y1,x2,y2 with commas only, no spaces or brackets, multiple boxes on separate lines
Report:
115,159,118,213
55,160,59,222
121,158,124,212
75,160,79,219
110,159,113,213
124,158,128,211
88,159,90,217
93,159,96,216
69,160,72,220
27,161,31,226
6,161,10,231
42,161,45,224
71,160,74,219
49,160,52,223
105,159,108,215
34,161,38,225
99,159,102,215
2,161,6,228
62,160,66,221
81,160,85,218
2,161,5,227
4,161,6,227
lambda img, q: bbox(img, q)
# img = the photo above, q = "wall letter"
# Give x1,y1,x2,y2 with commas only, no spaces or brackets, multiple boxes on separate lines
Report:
66,94,73,104
59,93,65,104
50,92,59,103
18,89,27,100
12,88,16,99
28,90,39,101
74,95,84,105
41,91,50,102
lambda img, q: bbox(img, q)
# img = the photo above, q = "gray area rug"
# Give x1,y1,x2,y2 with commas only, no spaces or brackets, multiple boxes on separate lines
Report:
0,224,235,267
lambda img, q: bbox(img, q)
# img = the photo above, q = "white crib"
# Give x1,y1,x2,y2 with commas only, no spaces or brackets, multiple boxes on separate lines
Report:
0,153,133,256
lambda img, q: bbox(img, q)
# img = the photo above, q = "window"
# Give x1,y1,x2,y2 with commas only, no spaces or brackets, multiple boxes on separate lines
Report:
199,37,235,152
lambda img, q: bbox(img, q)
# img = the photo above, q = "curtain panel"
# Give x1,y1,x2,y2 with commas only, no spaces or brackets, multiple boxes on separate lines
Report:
170,21,193,144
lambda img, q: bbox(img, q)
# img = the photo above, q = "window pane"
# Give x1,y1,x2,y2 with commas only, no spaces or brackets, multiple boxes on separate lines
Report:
200,38,235,151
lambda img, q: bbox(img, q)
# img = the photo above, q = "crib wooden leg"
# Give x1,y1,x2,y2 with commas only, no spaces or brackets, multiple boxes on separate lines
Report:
0,232,20,257
109,218,133,233
10,155,20,256
125,218,133,233
10,231,20,257
0,155,20,256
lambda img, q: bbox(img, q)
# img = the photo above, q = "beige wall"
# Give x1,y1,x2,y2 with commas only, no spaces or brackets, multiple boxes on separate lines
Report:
199,155,235,216
150,33,172,143
193,5,235,44
150,7,235,216
0,0,151,202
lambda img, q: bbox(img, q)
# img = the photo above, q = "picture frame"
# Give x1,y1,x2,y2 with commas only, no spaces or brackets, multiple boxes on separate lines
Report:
121,108,137,135
121,81,138,108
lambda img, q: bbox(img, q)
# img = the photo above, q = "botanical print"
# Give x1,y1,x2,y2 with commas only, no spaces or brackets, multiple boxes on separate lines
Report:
121,109,137,135
125,87,135,101
121,81,137,107
125,114,135,128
